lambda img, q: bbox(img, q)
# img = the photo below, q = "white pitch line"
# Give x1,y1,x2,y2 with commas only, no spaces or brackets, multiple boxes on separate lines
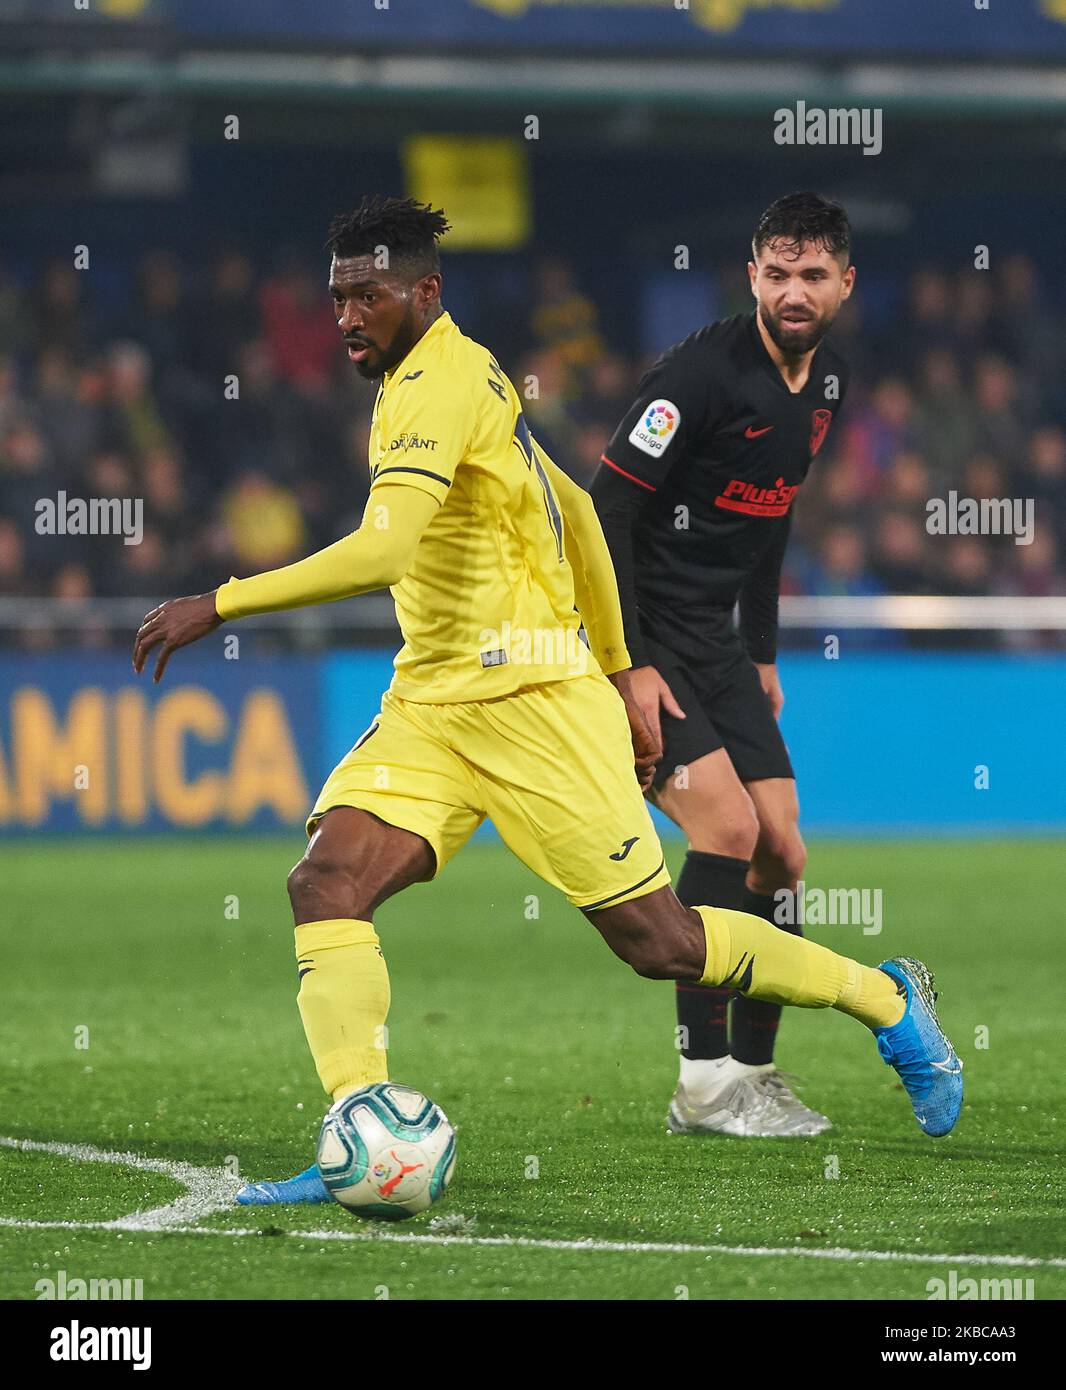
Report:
0,1135,242,1230
1,1216,1064,1270
2,1136,1064,1270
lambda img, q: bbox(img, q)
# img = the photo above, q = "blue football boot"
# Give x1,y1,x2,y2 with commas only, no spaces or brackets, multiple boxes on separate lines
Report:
235,1161,330,1205
873,956,963,1137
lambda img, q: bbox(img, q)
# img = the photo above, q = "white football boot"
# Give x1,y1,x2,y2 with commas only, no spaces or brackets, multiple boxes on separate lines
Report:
667,1057,832,1137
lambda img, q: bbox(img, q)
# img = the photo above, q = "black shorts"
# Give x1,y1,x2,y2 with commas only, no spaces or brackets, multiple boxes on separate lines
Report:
644,622,794,789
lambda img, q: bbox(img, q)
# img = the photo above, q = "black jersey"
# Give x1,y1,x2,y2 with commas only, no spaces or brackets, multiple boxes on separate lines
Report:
590,312,848,666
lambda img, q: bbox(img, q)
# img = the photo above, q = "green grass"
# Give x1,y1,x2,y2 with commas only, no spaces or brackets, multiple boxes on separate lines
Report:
2,836,1063,1300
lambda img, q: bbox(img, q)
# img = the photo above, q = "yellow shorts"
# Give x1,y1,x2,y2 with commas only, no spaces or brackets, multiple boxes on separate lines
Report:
308,673,671,911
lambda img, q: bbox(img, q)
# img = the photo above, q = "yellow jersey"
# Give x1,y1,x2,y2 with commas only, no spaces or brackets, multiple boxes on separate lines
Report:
369,312,598,703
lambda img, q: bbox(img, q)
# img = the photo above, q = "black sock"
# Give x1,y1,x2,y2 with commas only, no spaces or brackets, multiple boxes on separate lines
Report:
675,851,749,1060
730,887,802,1066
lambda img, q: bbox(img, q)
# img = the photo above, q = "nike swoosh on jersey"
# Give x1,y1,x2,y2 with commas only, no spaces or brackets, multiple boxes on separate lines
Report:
401,370,424,382
744,425,774,438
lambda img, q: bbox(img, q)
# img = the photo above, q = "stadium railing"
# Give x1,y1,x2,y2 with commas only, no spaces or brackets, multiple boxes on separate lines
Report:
1,595,1063,642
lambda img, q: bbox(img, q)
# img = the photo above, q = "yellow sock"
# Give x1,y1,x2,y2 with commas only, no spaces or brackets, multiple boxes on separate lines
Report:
695,905,905,1029
295,918,391,1101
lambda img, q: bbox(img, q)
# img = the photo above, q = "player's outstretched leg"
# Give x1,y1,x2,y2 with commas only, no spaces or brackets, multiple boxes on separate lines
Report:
235,807,435,1206
585,886,962,1138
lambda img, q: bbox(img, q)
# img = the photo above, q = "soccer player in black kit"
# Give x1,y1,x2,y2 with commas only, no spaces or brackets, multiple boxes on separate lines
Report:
590,193,854,1137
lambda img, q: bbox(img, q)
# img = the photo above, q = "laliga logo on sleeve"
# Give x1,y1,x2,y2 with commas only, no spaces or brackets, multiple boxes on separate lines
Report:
629,399,680,457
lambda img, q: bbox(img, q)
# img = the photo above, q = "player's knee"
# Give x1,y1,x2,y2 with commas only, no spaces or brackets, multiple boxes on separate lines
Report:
287,853,366,920
625,917,704,981
714,802,760,861
675,791,759,861
752,828,806,887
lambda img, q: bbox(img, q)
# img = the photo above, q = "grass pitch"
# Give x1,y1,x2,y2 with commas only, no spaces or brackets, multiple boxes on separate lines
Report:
2,835,1063,1300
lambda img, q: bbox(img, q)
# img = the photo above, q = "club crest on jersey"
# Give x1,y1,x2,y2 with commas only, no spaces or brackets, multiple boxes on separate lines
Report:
715,476,800,518
628,399,680,457
810,408,833,457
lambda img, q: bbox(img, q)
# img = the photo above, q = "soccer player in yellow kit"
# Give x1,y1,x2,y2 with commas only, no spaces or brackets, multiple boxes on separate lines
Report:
133,198,961,1203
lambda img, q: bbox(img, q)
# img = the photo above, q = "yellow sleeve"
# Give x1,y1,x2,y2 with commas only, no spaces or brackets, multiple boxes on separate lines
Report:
534,444,631,676
214,484,439,620
371,364,477,504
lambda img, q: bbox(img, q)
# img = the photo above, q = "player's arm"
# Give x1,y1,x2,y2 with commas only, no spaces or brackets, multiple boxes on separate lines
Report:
533,447,659,787
132,484,439,682
534,446,629,676
134,365,476,683
738,507,792,717
588,352,712,751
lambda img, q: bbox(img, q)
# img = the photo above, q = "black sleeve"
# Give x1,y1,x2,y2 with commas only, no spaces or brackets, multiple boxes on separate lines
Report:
588,460,653,668
599,344,713,494
590,343,719,669
737,514,792,665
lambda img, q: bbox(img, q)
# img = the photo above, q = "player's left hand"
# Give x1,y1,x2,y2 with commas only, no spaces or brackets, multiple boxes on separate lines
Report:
754,661,784,719
133,592,223,683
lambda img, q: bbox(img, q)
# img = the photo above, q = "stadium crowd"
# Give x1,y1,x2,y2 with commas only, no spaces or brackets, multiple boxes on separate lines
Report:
0,247,1062,647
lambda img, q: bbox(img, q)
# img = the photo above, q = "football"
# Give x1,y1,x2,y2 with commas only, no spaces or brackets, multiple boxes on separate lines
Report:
317,1083,457,1221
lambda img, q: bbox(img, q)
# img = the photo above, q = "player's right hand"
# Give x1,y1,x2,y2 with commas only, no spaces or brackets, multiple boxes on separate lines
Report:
629,664,686,760
132,591,222,683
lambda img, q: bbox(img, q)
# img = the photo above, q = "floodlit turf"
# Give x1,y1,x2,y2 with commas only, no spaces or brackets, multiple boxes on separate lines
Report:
2,835,1063,1300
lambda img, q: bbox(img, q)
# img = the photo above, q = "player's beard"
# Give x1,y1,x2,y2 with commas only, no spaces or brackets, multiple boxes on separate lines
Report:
352,305,421,381
759,302,834,358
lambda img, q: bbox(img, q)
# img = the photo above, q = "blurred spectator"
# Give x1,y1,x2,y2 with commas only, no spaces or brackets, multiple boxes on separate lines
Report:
1024,427,1066,548
259,255,338,388
0,516,32,596
993,252,1060,401
576,353,633,427
897,267,953,364
871,511,931,594
0,260,29,357
214,338,315,486
808,524,882,596
220,471,307,571
99,341,173,458
0,353,27,435
1,418,58,566
953,270,995,360
570,421,613,488
31,261,90,358
883,450,931,507
914,348,977,480
518,347,575,466
938,537,993,596
841,377,920,482
530,258,604,394
189,250,261,382
123,250,191,374
972,355,1029,462
50,562,93,600
35,348,99,472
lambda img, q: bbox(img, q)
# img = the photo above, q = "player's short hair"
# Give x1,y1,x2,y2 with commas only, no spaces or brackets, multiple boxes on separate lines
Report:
325,196,451,281
752,192,852,265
